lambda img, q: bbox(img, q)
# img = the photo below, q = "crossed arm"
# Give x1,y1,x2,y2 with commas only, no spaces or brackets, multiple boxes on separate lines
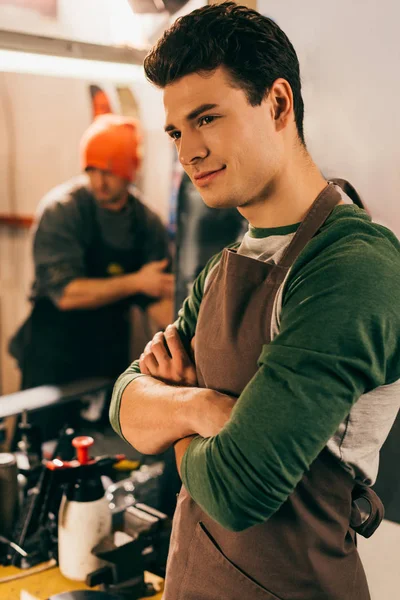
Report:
119,325,236,470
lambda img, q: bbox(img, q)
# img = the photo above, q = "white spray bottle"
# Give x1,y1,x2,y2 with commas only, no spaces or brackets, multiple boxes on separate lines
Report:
47,436,124,581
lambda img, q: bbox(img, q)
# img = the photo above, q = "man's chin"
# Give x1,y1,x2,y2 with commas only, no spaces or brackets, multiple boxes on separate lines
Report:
100,201,125,212
201,193,238,210
93,193,112,203
96,195,126,210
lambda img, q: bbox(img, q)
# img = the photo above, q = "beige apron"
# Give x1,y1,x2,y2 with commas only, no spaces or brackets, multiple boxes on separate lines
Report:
164,183,381,600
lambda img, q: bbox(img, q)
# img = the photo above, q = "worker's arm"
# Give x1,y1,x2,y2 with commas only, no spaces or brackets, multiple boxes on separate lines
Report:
178,233,400,531
110,248,237,452
133,326,235,455
128,196,175,319
33,191,173,311
119,325,235,454
119,374,234,454
121,326,236,454
57,259,173,310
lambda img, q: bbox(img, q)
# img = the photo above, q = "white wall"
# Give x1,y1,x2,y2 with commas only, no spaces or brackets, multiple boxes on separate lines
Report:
357,519,400,600
259,0,400,234
0,0,161,48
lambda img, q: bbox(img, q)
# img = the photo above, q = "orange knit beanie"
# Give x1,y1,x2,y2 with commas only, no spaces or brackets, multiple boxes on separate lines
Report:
80,114,141,182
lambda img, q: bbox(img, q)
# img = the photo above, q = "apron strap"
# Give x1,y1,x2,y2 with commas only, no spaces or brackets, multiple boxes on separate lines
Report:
329,178,365,209
350,484,385,538
278,183,341,269
269,181,385,539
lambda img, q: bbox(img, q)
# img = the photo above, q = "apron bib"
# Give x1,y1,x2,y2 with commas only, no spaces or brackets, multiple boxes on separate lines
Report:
164,184,375,600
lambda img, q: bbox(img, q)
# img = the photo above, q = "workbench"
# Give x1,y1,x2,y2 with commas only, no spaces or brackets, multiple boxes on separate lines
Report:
0,562,163,599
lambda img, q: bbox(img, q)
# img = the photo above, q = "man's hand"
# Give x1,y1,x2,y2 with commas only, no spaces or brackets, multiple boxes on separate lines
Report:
139,325,197,386
140,325,236,437
133,259,174,298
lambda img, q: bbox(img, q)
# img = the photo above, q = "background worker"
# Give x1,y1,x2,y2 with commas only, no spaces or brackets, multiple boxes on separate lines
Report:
10,114,174,391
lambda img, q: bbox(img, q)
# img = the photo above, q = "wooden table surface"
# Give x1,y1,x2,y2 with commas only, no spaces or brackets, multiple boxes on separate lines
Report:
0,562,164,599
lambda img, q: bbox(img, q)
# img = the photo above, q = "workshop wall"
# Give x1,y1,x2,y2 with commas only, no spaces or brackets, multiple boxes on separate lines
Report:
0,0,157,48
259,0,400,235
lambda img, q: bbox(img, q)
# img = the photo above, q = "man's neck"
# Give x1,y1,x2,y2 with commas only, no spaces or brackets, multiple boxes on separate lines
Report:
239,153,327,229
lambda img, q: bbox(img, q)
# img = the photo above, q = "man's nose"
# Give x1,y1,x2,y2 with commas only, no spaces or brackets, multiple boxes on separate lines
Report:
178,134,209,166
95,172,108,188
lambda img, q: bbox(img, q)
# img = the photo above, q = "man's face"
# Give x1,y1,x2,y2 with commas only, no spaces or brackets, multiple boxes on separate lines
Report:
86,168,129,212
164,67,284,210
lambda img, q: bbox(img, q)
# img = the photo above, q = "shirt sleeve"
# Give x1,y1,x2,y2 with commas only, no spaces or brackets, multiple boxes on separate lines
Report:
33,198,86,303
180,237,400,531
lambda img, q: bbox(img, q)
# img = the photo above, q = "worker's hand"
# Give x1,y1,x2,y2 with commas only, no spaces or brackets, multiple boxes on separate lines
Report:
139,325,197,386
133,259,174,298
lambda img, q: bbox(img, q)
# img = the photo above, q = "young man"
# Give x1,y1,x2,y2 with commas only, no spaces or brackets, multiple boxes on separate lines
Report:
110,4,400,599
10,114,174,389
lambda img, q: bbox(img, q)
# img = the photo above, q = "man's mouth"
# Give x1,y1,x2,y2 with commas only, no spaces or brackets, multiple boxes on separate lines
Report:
193,166,226,187
97,193,114,203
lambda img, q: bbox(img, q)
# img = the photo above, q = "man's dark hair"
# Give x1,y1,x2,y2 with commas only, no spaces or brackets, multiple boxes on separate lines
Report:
144,2,305,144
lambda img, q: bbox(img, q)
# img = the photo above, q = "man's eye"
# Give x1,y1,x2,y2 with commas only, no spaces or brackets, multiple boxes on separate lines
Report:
198,115,215,127
169,131,181,140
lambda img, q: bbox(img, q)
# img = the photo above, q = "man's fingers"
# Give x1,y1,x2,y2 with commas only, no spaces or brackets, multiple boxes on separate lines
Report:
143,340,159,372
139,353,151,375
141,351,158,373
151,258,169,271
143,340,153,357
164,325,190,363
150,332,171,363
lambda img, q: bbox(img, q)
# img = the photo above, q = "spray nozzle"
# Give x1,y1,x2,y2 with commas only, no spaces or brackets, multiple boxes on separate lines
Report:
73,435,94,464
45,436,125,478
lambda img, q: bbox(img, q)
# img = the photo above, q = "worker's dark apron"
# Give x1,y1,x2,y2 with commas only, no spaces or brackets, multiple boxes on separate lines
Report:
163,183,382,600
10,203,147,389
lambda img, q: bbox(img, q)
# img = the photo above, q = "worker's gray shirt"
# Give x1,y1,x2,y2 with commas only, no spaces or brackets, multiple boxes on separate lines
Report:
31,175,170,303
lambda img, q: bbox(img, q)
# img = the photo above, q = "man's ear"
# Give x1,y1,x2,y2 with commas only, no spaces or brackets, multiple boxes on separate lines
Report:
269,78,294,132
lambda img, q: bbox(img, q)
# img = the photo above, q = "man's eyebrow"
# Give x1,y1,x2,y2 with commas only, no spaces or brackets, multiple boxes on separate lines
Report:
164,103,219,133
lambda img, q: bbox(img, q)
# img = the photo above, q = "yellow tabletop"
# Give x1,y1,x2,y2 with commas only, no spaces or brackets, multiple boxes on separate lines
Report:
0,562,163,600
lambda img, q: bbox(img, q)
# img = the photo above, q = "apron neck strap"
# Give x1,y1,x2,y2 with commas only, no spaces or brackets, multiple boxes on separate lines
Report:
329,178,365,209
278,182,341,269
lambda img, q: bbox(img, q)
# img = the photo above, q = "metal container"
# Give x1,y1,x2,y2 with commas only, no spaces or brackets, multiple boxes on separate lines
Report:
0,452,18,536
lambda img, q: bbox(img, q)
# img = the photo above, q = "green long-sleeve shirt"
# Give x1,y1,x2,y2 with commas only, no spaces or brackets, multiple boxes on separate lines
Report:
110,202,400,531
